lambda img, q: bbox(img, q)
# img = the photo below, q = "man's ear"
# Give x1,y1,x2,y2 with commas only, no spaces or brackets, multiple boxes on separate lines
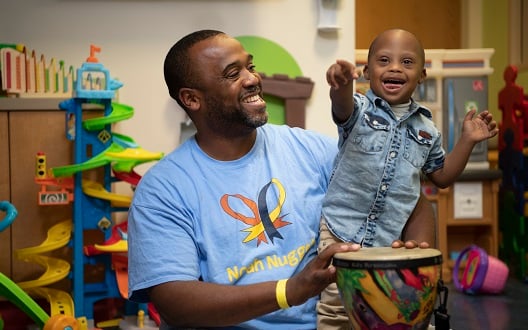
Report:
179,88,201,111
362,65,370,80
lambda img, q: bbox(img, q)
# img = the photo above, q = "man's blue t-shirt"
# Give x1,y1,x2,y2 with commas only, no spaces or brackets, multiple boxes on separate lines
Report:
128,124,337,329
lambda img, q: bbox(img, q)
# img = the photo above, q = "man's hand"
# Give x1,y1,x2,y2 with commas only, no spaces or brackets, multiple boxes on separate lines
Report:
286,242,359,306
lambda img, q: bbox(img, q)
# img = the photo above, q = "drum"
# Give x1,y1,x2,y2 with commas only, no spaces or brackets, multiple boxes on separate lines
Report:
333,247,443,330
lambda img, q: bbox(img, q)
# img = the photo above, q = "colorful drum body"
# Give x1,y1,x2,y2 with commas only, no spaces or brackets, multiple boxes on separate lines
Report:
333,247,443,330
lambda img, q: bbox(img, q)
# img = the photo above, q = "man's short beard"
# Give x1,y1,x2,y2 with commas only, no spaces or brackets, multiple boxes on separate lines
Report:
243,113,267,128
206,96,268,131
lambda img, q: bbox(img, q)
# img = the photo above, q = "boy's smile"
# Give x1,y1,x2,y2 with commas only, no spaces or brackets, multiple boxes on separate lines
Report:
363,29,427,106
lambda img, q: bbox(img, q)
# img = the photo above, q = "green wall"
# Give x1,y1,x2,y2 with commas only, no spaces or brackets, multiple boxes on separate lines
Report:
483,0,528,134
236,35,303,126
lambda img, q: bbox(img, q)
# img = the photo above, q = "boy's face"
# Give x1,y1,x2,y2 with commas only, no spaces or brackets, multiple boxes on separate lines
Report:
363,30,426,106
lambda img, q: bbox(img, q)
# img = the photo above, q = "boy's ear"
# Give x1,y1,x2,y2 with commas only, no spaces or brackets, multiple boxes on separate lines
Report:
179,88,201,111
419,68,427,84
362,65,370,80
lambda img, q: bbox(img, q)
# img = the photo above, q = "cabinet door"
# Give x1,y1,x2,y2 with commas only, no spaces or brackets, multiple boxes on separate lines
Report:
356,0,461,49
9,111,73,283
0,112,11,276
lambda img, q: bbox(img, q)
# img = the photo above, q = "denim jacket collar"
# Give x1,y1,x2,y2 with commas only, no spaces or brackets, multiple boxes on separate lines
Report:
365,89,433,120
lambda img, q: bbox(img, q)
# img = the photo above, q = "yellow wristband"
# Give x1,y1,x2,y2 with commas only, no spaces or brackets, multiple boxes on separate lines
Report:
276,279,290,309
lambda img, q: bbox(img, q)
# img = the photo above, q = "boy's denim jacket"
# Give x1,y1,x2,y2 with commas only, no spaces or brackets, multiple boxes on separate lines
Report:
322,90,445,247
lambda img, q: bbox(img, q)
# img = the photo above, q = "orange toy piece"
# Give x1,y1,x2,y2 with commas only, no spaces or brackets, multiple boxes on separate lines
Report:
113,255,129,299
34,152,74,205
43,314,79,330
86,44,101,63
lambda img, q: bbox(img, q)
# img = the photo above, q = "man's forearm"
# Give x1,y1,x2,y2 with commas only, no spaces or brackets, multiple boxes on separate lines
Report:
151,280,282,328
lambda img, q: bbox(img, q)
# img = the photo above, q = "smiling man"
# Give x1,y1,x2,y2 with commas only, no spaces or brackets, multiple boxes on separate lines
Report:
127,29,358,329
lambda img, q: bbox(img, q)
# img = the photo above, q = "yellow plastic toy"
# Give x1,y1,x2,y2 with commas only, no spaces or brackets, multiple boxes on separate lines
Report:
0,201,82,329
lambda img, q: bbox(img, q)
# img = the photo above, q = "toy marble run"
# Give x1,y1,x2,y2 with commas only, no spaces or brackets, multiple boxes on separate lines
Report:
0,201,85,330
30,45,163,326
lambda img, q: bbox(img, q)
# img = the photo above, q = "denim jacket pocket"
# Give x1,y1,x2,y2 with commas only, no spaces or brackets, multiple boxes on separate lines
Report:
403,127,433,168
352,112,389,153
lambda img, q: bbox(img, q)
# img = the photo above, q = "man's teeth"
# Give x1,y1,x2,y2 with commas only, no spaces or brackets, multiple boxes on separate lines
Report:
244,95,261,103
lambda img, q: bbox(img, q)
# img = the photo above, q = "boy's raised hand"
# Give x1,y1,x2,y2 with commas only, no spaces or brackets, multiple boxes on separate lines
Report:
326,59,360,90
462,109,499,143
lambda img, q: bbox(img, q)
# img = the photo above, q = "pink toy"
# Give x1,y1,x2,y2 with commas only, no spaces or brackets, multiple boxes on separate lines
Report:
453,245,509,294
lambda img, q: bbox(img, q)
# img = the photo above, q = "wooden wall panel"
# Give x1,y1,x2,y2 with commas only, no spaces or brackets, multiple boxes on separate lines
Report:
356,0,461,49
9,111,72,282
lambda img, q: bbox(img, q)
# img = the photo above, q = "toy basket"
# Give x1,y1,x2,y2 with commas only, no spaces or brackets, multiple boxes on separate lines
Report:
452,244,509,294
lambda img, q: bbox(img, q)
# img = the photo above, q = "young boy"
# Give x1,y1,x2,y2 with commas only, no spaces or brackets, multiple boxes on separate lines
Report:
317,28,499,328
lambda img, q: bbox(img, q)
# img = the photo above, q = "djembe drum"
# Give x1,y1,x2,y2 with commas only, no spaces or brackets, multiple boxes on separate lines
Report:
333,247,443,330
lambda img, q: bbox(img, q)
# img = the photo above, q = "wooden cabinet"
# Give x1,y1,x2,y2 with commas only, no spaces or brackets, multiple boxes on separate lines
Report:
0,111,10,276
0,98,72,283
422,169,502,281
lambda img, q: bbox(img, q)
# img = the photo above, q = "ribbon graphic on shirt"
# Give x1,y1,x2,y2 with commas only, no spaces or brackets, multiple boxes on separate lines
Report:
220,178,291,246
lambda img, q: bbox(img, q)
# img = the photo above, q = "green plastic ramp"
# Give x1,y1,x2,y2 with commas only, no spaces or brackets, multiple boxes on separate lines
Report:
82,102,134,131
51,140,163,178
0,273,49,327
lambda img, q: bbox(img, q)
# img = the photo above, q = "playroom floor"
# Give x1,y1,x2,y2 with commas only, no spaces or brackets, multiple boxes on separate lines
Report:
432,276,528,330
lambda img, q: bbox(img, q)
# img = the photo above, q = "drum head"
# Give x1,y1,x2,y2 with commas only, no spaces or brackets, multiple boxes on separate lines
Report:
333,247,442,269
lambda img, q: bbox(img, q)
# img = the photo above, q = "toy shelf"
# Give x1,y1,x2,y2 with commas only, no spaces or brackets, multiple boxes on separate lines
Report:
422,169,501,282
497,65,528,281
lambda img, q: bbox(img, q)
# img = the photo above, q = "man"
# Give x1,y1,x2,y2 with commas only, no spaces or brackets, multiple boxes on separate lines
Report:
127,29,435,329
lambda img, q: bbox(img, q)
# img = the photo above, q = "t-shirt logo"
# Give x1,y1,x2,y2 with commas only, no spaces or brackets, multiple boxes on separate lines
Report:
220,178,292,246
